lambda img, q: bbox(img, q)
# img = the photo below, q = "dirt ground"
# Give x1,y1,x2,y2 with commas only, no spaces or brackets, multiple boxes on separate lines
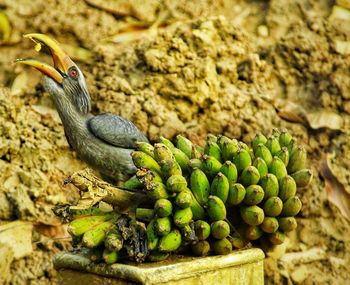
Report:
0,0,350,284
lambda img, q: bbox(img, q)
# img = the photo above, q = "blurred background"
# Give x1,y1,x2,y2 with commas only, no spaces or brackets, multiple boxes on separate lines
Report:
0,0,349,284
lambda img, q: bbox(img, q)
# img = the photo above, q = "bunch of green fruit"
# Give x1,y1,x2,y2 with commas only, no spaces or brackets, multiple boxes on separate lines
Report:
127,128,312,260
65,129,312,264
66,208,148,264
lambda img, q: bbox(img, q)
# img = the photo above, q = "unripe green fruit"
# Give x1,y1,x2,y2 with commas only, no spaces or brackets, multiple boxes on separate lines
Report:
136,168,163,187
184,189,205,220
287,139,298,156
204,141,222,162
266,136,281,156
226,183,246,207
232,149,252,173
210,172,230,203
176,135,193,158
220,161,238,183
221,140,239,161
202,155,222,178
132,151,162,175
207,195,227,221
172,148,190,172
166,175,187,193
272,128,281,138
160,159,182,178
136,208,155,221
245,225,263,240
279,129,292,147
239,142,250,153
148,182,170,200
269,157,288,180
180,224,197,243
240,166,260,186
279,175,297,201
254,144,273,167
68,214,114,237
155,216,172,236
269,231,286,245
281,196,302,216
211,238,232,255
154,199,173,217
253,157,268,178
291,169,313,188
259,173,279,199
104,228,123,252
154,143,175,163
122,175,143,190
175,191,192,208
276,147,289,166
260,217,279,233
190,169,210,206
194,220,211,240
158,229,182,252
240,205,264,226
189,158,204,170
211,220,230,239
206,134,218,143
174,207,193,227
252,133,267,150
287,145,307,173
103,249,120,264
217,135,231,150
191,240,210,256
278,217,297,232
243,185,264,205
83,221,113,248
146,219,159,250
159,136,175,151
263,197,283,217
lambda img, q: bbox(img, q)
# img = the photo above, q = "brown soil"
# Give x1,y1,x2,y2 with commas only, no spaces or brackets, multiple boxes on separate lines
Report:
0,0,349,284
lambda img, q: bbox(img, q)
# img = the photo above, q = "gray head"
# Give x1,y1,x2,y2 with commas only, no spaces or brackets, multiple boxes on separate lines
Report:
16,33,91,114
42,65,91,114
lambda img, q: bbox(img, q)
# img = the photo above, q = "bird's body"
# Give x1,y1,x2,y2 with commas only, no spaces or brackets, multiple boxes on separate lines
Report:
18,34,148,181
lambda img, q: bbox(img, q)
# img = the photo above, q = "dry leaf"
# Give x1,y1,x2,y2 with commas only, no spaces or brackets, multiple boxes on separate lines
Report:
274,99,308,125
320,154,350,222
0,11,11,43
34,223,70,239
0,221,33,259
109,26,158,43
84,0,134,17
306,111,343,130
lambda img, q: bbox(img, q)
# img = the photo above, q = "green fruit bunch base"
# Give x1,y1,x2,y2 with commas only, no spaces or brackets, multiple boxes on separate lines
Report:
66,129,313,264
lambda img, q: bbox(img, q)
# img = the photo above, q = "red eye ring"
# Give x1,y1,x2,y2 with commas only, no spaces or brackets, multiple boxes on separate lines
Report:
70,69,78,78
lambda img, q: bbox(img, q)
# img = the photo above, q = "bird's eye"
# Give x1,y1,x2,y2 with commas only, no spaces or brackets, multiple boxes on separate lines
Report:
69,68,78,79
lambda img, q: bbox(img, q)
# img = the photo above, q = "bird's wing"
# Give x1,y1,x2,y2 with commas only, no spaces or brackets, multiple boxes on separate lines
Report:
87,113,148,148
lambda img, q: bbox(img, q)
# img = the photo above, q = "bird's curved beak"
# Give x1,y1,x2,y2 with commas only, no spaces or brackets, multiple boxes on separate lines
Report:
15,33,75,84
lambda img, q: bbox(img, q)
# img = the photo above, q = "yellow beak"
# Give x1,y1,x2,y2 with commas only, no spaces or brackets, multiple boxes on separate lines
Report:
15,33,75,84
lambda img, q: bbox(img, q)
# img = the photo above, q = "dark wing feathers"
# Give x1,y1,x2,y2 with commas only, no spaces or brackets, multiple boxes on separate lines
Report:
87,113,148,148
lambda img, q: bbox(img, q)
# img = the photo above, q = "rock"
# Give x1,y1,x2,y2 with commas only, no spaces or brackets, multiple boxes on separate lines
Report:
0,243,14,284
0,221,33,259
291,265,309,284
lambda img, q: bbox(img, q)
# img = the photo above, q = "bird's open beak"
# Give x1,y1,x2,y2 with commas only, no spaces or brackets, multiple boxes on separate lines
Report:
15,33,75,84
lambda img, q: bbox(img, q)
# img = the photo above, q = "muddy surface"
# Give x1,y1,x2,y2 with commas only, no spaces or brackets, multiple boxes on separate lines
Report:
0,0,350,284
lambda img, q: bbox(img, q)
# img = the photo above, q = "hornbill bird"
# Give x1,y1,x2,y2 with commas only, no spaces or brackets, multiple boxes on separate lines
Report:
16,34,148,182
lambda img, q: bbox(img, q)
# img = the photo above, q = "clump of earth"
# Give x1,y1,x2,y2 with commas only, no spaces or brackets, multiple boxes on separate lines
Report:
0,0,349,284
